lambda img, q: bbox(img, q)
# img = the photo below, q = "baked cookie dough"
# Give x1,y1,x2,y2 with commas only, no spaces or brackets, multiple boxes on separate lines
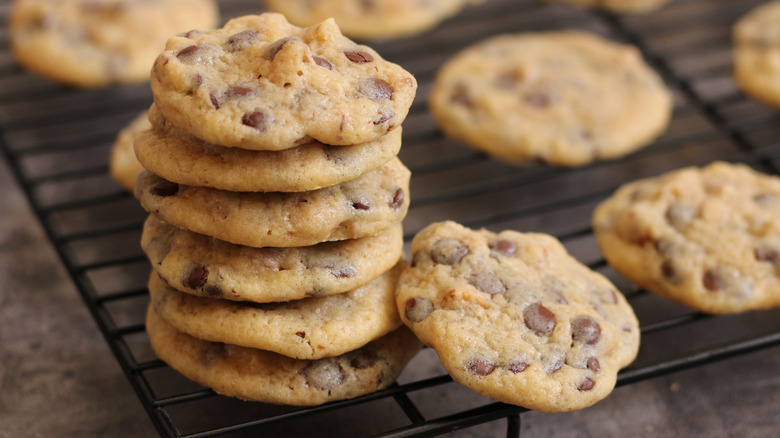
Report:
264,0,480,41
429,31,672,166
543,0,673,14
149,261,403,359
396,221,639,412
135,104,402,192
9,0,219,87
150,13,417,151
141,215,404,303
733,1,780,110
109,111,149,191
593,161,780,314
146,305,422,405
134,158,410,248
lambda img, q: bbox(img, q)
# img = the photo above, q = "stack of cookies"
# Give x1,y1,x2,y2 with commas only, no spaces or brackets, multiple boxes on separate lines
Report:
133,13,421,406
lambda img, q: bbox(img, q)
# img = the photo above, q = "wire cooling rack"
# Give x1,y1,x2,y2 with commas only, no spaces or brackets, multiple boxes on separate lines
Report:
1,0,779,436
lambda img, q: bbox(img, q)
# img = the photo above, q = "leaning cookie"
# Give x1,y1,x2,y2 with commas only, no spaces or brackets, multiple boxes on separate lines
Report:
149,262,403,360
593,161,780,314
429,31,672,167
146,305,422,405
264,0,481,41
150,13,417,151
135,104,402,192
109,111,149,191
543,0,673,14
9,0,219,87
141,215,403,303
733,1,780,110
396,221,639,412
134,158,410,248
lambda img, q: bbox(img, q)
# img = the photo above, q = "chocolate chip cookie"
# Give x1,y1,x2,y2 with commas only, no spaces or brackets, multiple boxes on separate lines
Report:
264,0,481,41
10,0,219,87
141,215,404,303
429,30,672,166
134,158,410,248
733,1,780,110
396,221,640,412
149,261,404,359
543,0,673,14
135,104,402,192
150,13,417,150
593,161,780,314
146,305,422,405
109,111,149,191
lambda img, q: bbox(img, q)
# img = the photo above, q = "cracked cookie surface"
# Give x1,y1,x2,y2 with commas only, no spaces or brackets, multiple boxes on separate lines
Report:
593,161,780,314
10,0,219,87
429,30,672,166
396,221,639,412
150,13,417,150
135,104,402,192
146,305,421,405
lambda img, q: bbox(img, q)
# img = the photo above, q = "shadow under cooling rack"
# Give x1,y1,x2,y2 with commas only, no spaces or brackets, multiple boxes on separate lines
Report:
1,0,780,437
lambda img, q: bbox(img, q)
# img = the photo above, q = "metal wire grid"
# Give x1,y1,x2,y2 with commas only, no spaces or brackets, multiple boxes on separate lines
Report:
1,0,780,436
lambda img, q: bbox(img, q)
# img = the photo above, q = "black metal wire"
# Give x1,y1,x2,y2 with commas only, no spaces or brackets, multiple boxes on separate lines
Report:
1,0,779,437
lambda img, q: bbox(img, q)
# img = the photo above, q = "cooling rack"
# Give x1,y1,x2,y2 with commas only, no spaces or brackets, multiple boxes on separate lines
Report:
1,0,779,436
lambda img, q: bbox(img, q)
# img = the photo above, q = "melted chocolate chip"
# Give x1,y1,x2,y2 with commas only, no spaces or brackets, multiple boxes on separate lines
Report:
352,201,370,210
296,331,306,338
490,239,517,257
450,85,473,107
312,55,333,70
149,180,179,197
661,260,678,282
468,359,496,376
587,357,600,372
350,350,377,369
344,50,374,63
241,111,268,131
702,269,723,291
184,265,208,289
265,36,301,60
571,315,601,345
524,303,556,336
469,271,506,295
506,361,529,373
404,297,433,323
225,29,259,52
204,285,222,298
430,239,469,265
360,77,393,100
390,188,405,209
330,266,356,278
303,360,344,391
755,244,780,265
578,378,595,391
176,45,201,63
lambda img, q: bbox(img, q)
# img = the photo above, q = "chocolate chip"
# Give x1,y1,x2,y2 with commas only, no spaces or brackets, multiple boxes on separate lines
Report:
506,361,529,373
181,29,204,39
430,239,469,265
360,77,393,100
467,359,496,376
450,85,473,107
184,265,208,289
544,352,565,374
571,315,601,345
296,331,306,338
469,271,506,295
265,36,301,60
312,55,333,70
303,360,344,391
702,266,751,296
523,303,556,336
390,188,405,209
204,285,222,298
373,111,393,125
661,260,678,282
228,86,253,98
225,29,259,52
702,269,723,291
524,91,552,108
344,50,374,63
755,244,780,265
404,297,433,323
665,203,695,229
209,93,219,109
587,357,600,372
177,45,200,61
352,201,370,210
149,180,179,197
578,378,595,391
350,350,376,369
490,239,517,257
241,111,268,131
330,266,356,278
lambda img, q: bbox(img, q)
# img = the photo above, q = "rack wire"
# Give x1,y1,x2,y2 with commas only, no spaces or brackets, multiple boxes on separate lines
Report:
2,0,780,436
